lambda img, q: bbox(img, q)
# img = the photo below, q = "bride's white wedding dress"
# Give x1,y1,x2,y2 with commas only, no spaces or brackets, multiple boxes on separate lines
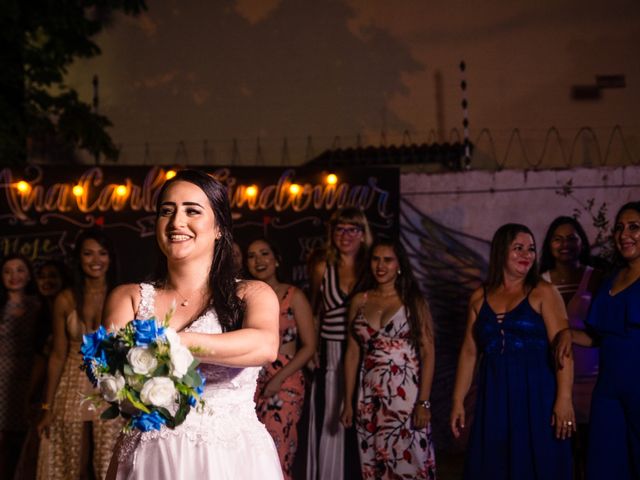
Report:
108,283,283,479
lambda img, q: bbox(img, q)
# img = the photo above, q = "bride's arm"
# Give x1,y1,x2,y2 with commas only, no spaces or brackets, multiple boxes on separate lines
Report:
102,284,139,331
179,280,279,367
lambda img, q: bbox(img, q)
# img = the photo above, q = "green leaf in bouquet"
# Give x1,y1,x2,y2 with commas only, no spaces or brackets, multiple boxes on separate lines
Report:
156,407,176,429
173,394,190,427
123,364,134,376
124,389,151,414
190,368,203,387
182,370,199,387
152,363,169,377
101,403,121,420
175,383,190,396
163,308,174,328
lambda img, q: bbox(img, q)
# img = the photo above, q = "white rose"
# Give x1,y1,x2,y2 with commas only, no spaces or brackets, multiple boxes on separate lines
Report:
164,328,182,348
127,347,158,375
169,345,194,379
140,377,176,408
98,371,125,402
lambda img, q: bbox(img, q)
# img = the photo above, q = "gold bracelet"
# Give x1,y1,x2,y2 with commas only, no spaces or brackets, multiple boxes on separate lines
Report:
41,402,51,411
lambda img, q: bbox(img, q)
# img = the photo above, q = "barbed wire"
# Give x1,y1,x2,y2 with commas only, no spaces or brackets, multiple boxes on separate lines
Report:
53,125,639,170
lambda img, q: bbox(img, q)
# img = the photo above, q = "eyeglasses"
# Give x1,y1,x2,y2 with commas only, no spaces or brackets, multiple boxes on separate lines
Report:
334,226,363,237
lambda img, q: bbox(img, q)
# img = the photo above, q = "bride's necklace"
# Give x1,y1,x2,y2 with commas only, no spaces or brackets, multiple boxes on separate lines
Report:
170,285,201,307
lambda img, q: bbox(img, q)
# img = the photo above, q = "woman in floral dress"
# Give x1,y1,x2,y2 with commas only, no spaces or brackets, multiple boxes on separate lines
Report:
341,239,436,479
246,238,316,479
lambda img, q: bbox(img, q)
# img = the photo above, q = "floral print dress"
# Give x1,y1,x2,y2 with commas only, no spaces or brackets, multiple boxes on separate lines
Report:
255,286,305,480
353,298,436,480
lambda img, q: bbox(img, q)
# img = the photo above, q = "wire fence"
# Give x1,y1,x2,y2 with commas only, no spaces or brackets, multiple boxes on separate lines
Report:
41,125,639,170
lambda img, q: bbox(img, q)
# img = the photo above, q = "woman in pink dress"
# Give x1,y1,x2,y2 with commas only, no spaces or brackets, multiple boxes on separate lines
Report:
341,239,436,479
540,216,602,479
246,238,316,480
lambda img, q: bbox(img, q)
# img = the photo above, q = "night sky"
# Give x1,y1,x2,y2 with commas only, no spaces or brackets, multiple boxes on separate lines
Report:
65,0,640,164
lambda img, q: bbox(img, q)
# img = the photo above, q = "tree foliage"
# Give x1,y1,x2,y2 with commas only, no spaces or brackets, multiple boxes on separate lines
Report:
0,0,147,165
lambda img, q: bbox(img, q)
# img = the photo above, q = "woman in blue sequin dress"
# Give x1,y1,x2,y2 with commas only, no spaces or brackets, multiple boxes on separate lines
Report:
451,223,574,480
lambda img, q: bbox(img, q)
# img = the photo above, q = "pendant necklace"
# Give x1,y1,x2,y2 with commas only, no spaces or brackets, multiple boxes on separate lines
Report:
173,287,194,307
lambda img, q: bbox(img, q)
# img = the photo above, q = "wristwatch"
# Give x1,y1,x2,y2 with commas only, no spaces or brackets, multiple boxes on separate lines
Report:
415,399,431,409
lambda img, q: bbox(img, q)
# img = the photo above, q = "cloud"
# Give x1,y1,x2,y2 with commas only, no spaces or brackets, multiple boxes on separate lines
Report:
134,70,179,89
234,0,282,25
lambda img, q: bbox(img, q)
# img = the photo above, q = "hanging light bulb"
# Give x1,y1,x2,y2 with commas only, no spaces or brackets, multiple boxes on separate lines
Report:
115,185,128,197
326,173,338,185
165,169,177,180
72,185,84,197
16,181,31,194
246,185,258,197
289,184,301,195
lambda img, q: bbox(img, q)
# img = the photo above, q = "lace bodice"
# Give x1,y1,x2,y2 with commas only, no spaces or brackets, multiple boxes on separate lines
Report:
118,283,265,462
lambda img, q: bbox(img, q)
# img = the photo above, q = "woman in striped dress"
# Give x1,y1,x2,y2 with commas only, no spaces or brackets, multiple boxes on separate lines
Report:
306,207,372,480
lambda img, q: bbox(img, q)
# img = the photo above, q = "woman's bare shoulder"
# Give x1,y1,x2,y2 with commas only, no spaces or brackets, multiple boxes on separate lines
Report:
110,283,141,300
236,279,275,299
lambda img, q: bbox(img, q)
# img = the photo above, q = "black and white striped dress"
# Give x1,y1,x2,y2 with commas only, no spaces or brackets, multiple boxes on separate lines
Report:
319,262,348,342
306,263,361,480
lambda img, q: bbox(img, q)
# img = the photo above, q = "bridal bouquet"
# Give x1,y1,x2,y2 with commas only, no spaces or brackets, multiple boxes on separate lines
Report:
81,309,205,432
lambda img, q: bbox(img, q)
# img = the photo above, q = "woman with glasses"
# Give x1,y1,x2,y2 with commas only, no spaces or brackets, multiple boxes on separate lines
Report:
306,207,372,480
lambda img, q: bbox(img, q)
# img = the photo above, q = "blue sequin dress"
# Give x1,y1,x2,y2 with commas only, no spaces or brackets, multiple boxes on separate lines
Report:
463,292,572,480
585,275,640,480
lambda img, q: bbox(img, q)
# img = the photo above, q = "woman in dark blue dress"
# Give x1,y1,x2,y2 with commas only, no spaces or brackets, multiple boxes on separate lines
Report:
563,201,640,479
451,223,574,480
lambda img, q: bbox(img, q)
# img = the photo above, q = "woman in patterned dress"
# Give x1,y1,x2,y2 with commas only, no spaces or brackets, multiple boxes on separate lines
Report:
247,238,316,479
341,239,436,479
37,229,123,479
306,207,372,480
0,254,45,479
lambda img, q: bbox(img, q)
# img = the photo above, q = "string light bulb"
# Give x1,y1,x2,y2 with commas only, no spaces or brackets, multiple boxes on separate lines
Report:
165,169,177,180
72,185,84,197
326,173,338,185
115,185,128,197
289,184,301,195
16,181,31,194
246,185,258,197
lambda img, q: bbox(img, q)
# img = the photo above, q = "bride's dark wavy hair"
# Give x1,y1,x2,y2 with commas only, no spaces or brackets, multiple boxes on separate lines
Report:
154,170,244,332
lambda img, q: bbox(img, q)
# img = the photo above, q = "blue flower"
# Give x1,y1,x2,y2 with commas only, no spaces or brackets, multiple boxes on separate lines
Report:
130,410,167,432
81,326,109,362
132,319,166,346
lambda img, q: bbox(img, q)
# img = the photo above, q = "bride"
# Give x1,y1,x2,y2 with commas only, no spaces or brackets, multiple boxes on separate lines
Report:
103,169,283,479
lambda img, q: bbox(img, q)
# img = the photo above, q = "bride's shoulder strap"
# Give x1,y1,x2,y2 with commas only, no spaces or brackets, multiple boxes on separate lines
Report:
136,282,156,319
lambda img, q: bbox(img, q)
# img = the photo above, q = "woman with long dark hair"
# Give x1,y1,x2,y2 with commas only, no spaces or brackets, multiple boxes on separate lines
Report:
37,229,122,479
341,238,436,479
14,260,70,480
306,207,372,480
0,254,44,479
246,238,316,480
540,216,602,478
102,170,282,478
451,223,574,479
562,201,640,479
